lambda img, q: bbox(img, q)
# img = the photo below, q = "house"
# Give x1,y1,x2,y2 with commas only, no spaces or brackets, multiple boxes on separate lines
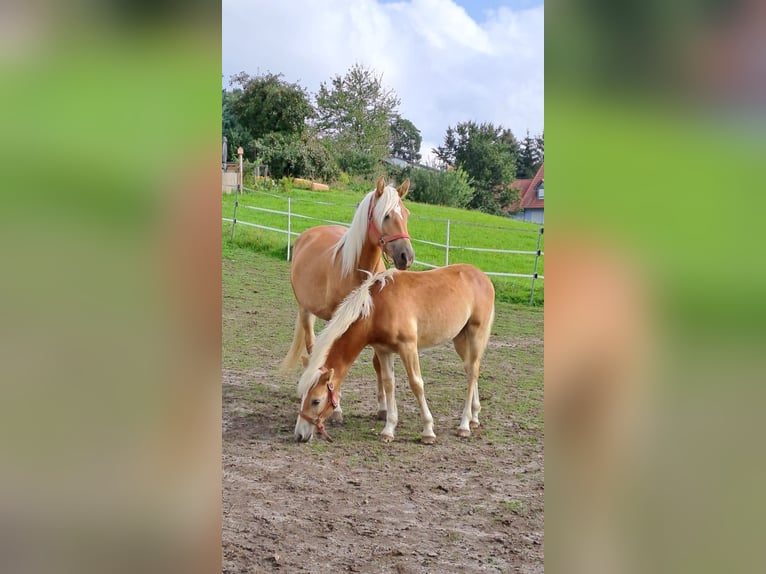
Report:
508,163,544,224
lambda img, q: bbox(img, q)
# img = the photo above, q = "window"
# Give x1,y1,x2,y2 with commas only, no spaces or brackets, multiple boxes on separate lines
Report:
536,181,544,199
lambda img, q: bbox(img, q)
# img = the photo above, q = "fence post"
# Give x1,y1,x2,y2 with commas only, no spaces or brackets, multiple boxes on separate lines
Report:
445,219,451,266
286,197,292,261
529,226,543,305
230,146,243,241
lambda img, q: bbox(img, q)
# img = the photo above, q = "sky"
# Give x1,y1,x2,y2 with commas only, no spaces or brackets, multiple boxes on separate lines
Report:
222,0,543,163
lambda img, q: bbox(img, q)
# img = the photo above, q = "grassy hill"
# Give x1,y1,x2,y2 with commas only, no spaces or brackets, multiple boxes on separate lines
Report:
222,184,544,305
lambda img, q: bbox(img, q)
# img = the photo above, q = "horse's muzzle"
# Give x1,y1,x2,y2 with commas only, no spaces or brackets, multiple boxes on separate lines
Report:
294,417,314,442
389,240,415,270
295,431,312,443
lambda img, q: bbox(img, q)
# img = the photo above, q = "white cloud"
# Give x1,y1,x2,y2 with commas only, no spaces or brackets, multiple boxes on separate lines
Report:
222,0,543,160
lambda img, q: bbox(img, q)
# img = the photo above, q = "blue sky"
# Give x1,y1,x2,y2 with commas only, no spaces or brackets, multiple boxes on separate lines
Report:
222,0,543,162
377,0,543,23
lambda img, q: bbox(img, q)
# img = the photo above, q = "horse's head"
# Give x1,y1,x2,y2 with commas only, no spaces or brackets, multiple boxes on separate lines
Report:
294,367,338,442
369,177,415,270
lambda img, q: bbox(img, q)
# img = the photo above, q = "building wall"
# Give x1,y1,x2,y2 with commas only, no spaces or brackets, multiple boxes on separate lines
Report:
526,208,544,224
510,208,544,224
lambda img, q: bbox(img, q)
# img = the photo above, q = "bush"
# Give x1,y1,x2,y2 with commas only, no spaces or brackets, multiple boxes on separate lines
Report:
336,150,378,178
337,172,351,188
256,133,339,182
408,168,474,208
278,176,292,193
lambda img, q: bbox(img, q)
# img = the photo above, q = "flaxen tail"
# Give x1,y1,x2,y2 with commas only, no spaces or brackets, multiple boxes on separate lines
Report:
279,312,306,374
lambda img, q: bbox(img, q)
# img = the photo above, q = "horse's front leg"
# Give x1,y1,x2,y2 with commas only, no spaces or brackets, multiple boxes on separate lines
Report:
376,352,398,442
400,347,436,444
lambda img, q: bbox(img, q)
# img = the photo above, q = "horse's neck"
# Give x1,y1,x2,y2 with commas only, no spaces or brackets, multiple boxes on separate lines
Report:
357,239,383,274
325,320,369,391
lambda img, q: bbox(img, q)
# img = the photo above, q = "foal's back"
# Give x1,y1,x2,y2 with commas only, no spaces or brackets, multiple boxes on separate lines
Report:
369,264,495,349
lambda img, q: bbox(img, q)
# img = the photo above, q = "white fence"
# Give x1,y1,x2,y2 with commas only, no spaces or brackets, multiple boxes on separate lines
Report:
224,185,544,303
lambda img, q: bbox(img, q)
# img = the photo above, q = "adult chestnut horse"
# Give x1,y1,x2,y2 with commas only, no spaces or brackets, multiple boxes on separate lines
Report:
294,264,495,444
280,177,414,422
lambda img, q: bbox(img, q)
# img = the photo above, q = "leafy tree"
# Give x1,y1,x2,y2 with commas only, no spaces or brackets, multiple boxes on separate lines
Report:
434,121,519,214
228,72,313,141
315,63,401,174
222,88,253,161
388,116,422,163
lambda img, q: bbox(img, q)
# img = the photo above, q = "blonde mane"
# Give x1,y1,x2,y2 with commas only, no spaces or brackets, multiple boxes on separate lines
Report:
297,268,397,397
332,186,402,277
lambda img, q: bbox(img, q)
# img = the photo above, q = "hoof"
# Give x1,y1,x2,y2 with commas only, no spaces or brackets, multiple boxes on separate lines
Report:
376,410,387,421
469,420,480,430
456,428,471,438
421,435,436,445
380,433,394,443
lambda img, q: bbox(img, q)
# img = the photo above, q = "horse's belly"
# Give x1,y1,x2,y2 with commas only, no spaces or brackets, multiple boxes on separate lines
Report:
415,315,469,349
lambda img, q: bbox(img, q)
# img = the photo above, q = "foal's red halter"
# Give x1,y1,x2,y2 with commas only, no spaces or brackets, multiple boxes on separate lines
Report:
367,196,410,247
300,379,340,441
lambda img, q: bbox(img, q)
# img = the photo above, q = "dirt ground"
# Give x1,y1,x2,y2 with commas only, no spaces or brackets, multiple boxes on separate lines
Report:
222,252,543,573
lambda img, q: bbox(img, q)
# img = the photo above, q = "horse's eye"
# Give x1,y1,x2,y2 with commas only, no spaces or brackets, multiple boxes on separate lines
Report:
384,214,390,221
311,398,321,407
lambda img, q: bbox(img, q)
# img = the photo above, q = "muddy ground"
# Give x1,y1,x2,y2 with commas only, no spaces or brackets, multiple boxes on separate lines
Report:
222,251,543,573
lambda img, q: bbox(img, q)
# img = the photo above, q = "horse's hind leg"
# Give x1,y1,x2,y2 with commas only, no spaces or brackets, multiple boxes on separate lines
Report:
453,329,483,437
300,308,317,355
373,352,387,420
400,347,436,444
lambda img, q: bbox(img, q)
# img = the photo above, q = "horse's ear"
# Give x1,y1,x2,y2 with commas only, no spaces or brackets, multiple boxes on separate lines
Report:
397,178,410,199
327,368,335,381
375,176,386,197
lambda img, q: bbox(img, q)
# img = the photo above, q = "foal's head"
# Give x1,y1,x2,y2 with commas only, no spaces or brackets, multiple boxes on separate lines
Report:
294,367,338,442
370,177,414,270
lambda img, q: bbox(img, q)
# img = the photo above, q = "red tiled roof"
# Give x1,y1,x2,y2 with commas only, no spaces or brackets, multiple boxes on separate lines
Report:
521,164,544,209
506,163,543,212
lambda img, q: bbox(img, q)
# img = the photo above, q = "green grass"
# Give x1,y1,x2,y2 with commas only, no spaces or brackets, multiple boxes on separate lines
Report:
222,184,544,305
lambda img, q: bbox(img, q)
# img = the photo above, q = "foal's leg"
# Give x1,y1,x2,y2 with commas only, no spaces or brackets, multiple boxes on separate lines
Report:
377,352,398,442
400,347,436,444
453,330,482,437
373,352,387,420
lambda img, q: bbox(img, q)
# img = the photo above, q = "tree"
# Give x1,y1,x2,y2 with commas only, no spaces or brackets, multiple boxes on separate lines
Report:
315,63,401,174
388,116,422,163
517,130,543,179
434,121,519,214
228,72,313,140
535,130,544,162
222,88,253,161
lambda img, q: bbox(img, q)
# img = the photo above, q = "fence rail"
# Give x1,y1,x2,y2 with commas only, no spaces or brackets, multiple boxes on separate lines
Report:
225,183,544,303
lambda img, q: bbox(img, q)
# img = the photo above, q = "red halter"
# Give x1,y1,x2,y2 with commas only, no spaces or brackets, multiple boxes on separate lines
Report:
300,379,340,442
367,195,410,246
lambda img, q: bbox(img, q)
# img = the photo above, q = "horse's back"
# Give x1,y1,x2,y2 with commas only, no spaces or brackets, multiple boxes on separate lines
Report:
390,264,493,308
372,264,494,348
292,225,346,264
